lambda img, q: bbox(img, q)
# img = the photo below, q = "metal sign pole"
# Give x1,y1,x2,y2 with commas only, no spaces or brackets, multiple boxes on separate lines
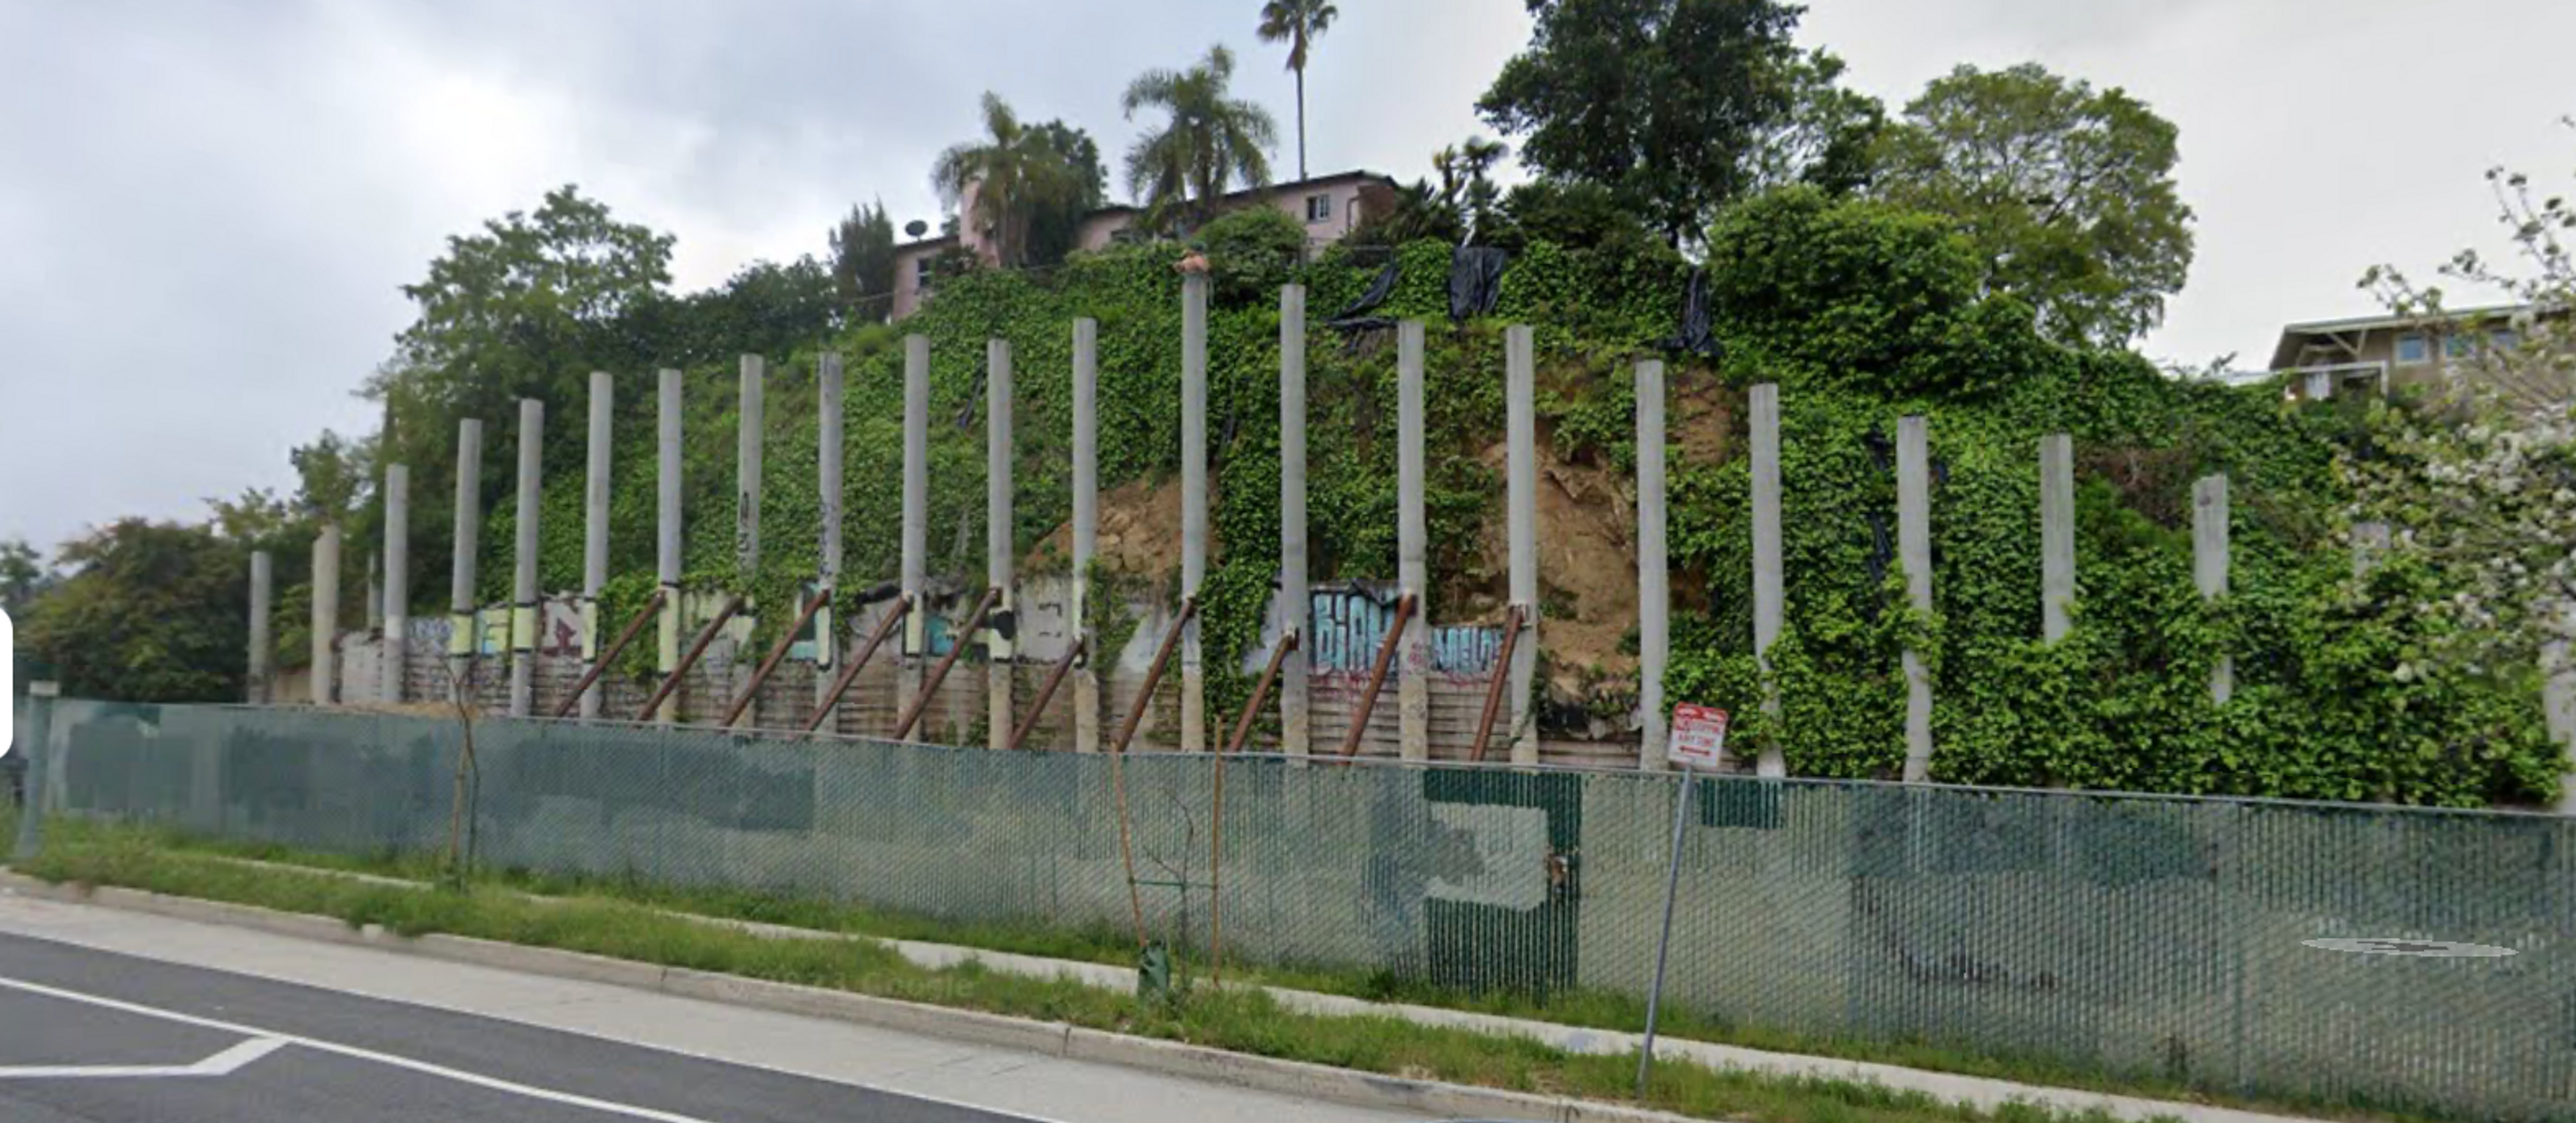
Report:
1636,761,1695,1100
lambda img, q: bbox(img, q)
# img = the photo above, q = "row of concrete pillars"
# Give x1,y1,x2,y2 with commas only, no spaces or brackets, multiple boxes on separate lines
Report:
233,278,2568,795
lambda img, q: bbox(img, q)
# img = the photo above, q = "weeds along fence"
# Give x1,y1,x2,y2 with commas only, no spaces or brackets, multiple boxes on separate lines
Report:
29,698,2576,1122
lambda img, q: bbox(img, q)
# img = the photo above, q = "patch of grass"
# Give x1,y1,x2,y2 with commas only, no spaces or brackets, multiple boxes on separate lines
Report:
15,820,2169,1123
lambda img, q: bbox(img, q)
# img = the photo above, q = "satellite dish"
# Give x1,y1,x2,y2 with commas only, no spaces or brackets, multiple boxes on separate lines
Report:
904,219,929,239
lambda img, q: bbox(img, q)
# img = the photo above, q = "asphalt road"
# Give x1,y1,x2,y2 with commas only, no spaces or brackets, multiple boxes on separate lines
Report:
0,930,1028,1123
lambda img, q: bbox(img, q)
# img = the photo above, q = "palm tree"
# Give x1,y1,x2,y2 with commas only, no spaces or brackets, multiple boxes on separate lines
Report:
930,93,1087,268
1256,0,1338,182
1121,45,1281,233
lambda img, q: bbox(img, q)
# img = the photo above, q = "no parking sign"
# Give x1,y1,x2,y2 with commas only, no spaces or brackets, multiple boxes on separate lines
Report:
1668,704,1729,769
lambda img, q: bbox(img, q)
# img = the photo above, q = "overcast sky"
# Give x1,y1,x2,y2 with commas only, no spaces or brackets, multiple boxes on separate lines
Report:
1,0,2571,555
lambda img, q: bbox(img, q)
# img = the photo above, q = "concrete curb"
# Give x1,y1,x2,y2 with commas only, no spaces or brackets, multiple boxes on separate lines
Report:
0,873,1676,1123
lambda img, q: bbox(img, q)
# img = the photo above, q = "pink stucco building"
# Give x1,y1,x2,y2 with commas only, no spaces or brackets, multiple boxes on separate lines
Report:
890,170,1397,319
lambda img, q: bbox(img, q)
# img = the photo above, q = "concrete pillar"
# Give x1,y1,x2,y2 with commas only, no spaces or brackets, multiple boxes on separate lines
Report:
382,464,409,704
987,337,1016,752
1636,361,1669,771
311,523,341,706
1750,383,1784,777
580,372,612,720
2039,434,2075,643
816,354,845,711
1180,274,1210,753
1072,319,1102,753
1397,320,1430,762
655,370,682,724
2551,618,2576,815
1896,415,1933,783
508,398,543,718
364,551,382,634
1277,287,1310,758
1505,325,1541,765
900,335,930,720
2193,474,2231,704
248,551,273,704
734,355,765,729
450,419,483,704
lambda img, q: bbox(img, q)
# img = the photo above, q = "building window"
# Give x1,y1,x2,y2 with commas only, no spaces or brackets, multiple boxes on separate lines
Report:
915,256,934,290
2490,327,2520,352
2443,331,2475,360
1305,193,1332,223
2394,332,2429,365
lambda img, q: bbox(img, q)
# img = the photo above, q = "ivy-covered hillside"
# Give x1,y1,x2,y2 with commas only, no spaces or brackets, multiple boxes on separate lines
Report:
482,191,2561,808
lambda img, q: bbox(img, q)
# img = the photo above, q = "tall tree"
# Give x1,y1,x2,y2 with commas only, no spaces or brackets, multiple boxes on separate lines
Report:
1478,0,1809,247
19,520,246,703
1256,0,1339,182
1024,121,1109,266
1432,136,1511,242
0,538,50,615
828,201,898,323
1872,63,2194,347
931,93,1089,269
1121,44,1281,233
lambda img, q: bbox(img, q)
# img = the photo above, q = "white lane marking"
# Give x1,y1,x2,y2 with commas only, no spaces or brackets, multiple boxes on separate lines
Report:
0,1036,288,1080
0,975,724,1121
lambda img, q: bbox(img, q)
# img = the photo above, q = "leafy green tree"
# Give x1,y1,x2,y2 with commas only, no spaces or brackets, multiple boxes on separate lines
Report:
1872,62,2194,346
1121,44,1280,233
829,201,898,323
1746,49,1887,195
20,520,246,702
661,257,839,366
932,93,1091,269
1433,136,1511,242
1478,0,1809,246
0,538,50,615
1024,121,1109,266
1256,0,1339,181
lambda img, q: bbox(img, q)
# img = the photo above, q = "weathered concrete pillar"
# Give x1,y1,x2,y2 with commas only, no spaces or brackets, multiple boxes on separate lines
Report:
1277,287,1310,758
580,372,612,720
2546,625,2576,814
248,551,273,704
734,355,765,729
2039,433,2075,643
311,523,341,706
1750,383,1784,777
1397,320,1430,761
816,354,845,712
382,464,409,704
508,398,543,718
899,336,930,722
450,419,483,704
987,337,1016,752
1896,415,1933,783
1180,274,1210,753
1635,360,1668,771
1505,324,1540,765
1072,319,1102,753
2193,474,2232,704
655,370,683,724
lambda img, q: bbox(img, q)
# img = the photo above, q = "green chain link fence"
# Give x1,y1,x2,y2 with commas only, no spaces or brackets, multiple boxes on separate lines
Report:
22,698,2575,1120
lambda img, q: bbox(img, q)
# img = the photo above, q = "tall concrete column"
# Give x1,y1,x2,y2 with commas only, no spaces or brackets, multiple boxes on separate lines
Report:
816,354,845,711
1750,383,1784,777
1397,320,1430,761
2194,474,2232,704
580,372,612,720
2039,434,2075,643
1504,325,1541,765
449,419,483,705
1277,287,1311,757
311,523,341,706
899,335,930,720
2551,614,2576,815
1180,274,1210,753
508,398,543,718
987,337,1016,752
734,356,765,729
655,370,683,724
1636,361,1668,771
1071,319,1102,753
1896,416,1933,783
382,464,409,704
248,551,273,704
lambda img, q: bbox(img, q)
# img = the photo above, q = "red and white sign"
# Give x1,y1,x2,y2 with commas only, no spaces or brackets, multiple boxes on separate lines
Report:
1668,704,1730,769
